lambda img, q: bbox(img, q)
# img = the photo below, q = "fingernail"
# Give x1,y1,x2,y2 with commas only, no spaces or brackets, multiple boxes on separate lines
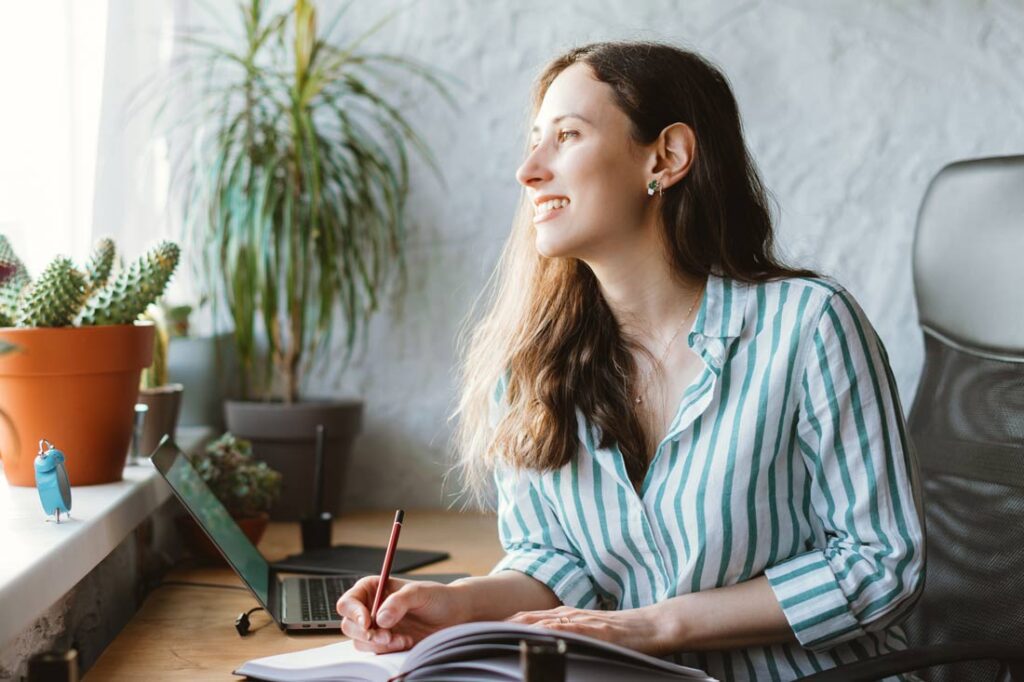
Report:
373,631,391,644
376,609,393,627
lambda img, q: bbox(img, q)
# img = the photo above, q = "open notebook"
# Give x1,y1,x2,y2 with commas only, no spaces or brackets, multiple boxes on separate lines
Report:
234,621,717,681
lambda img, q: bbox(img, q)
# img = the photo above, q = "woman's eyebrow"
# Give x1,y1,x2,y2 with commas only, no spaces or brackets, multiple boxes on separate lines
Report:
530,113,593,134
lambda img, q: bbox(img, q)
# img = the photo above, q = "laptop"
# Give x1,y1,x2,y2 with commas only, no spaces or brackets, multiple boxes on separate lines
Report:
151,438,366,631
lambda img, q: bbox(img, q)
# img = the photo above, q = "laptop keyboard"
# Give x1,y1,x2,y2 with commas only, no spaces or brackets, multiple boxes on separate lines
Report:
300,576,359,622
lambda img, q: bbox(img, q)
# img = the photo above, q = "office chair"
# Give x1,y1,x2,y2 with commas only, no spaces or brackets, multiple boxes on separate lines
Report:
799,155,1024,680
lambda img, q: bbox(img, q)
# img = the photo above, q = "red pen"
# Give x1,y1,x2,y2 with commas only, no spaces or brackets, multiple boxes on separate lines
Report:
370,509,404,630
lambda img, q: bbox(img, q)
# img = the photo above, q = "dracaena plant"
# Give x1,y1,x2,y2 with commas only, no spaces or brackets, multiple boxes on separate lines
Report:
163,0,458,402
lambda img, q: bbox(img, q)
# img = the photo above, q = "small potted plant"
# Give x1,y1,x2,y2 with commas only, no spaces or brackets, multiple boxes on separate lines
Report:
0,235,179,486
178,432,282,562
138,304,185,457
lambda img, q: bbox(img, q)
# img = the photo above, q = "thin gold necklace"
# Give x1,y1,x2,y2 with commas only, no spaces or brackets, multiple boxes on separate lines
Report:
634,282,705,405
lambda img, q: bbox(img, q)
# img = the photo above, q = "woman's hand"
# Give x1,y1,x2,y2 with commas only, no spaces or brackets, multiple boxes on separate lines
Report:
336,577,469,653
506,603,677,658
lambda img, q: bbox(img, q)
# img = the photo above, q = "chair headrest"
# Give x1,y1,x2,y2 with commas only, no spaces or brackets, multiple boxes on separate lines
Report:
913,154,1024,357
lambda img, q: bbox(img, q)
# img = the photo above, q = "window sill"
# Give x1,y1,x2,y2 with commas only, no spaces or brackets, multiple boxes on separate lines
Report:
0,426,211,648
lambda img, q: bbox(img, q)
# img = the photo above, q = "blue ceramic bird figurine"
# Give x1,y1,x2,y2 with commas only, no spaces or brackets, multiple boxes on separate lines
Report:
35,440,72,523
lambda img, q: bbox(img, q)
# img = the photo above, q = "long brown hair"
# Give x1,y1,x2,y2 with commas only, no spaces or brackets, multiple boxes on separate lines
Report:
450,41,818,503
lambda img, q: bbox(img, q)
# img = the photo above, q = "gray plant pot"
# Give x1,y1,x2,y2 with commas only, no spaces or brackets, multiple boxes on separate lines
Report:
224,399,363,521
168,334,237,430
138,383,184,457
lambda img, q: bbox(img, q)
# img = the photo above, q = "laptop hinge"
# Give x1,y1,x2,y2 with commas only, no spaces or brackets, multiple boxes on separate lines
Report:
267,571,283,624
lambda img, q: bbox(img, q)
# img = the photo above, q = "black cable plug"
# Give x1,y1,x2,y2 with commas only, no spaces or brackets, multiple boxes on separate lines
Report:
235,606,265,637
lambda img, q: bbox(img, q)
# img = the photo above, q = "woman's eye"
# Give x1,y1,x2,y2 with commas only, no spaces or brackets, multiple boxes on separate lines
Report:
528,130,578,152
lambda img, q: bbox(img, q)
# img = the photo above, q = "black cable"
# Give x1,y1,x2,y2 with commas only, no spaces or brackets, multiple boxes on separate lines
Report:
235,606,268,637
157,580,266,635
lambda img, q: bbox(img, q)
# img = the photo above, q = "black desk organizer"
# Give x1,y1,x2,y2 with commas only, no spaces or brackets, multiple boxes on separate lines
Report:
271,424,449,575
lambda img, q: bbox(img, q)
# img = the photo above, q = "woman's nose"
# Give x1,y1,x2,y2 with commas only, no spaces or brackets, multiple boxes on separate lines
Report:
515,147,553,188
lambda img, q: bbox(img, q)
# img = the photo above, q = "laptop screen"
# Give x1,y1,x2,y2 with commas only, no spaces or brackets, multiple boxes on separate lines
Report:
153,440,271,606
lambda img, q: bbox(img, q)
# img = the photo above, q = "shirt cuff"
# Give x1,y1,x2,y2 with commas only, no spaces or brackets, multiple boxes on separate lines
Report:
765,550,867,651
491,549,598,609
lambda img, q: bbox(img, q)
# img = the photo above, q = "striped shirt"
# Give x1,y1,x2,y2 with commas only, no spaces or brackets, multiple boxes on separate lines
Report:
489,272,926,682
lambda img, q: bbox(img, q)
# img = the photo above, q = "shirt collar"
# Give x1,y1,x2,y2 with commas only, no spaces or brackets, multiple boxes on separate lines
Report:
689,271,751,342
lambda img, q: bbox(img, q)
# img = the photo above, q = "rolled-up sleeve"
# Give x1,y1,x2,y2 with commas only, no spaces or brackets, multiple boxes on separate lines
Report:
490,464,599,609
487,372,598,609
765,289,926,652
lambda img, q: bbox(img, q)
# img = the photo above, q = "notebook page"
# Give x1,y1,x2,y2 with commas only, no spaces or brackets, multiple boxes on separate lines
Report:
403,621,714,679
406,656,700,682
233,639,406,682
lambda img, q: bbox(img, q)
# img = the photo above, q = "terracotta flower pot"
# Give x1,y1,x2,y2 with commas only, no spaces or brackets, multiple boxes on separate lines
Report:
0,322,155,486
177,512,270,564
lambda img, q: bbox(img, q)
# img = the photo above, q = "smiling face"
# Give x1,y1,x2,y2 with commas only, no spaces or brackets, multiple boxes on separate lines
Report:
516,63,655,262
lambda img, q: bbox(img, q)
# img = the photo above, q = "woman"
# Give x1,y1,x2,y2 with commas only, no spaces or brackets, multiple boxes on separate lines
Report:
337,41,925,681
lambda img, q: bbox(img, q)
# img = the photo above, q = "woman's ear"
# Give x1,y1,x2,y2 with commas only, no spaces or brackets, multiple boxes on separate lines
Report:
649,123,696,190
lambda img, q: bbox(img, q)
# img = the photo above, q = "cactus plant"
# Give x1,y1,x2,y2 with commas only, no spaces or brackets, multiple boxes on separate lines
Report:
77,241,180,326
0,236,182,488
0,234,180,329
0,262,15,285
0,265,14,327
84,237,116,295
15,257,86,328
0,235,30,327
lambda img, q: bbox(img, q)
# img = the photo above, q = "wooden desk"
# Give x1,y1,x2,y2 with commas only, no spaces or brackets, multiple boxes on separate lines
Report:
86,510,501,681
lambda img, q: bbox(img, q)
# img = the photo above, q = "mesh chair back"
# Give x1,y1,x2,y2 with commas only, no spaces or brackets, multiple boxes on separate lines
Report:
903,155,1024,682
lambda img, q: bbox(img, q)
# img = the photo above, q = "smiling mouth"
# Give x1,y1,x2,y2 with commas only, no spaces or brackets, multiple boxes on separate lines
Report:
534,198,570,222
534,206,567,223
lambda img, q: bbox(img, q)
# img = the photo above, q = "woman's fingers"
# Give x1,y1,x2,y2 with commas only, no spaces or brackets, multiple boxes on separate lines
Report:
340,615,369,641
340,577,432,649
340,615,390,644
343,608,396,646
506,611,545,624
539,619,604,641
375,582,430,629
333,569,409,622
533,615,619,647
336,576,378,624
352,633,414,654
506,605,575,625
535,619,583,632
338,576,402,643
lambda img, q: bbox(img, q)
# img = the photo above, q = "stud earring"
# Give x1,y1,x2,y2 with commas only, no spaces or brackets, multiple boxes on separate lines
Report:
647,179,663,196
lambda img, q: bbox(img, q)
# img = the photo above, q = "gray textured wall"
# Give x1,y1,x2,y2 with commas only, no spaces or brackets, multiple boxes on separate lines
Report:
294,1,1024,510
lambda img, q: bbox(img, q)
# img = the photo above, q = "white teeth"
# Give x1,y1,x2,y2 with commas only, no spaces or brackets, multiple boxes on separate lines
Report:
537,198,569,215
